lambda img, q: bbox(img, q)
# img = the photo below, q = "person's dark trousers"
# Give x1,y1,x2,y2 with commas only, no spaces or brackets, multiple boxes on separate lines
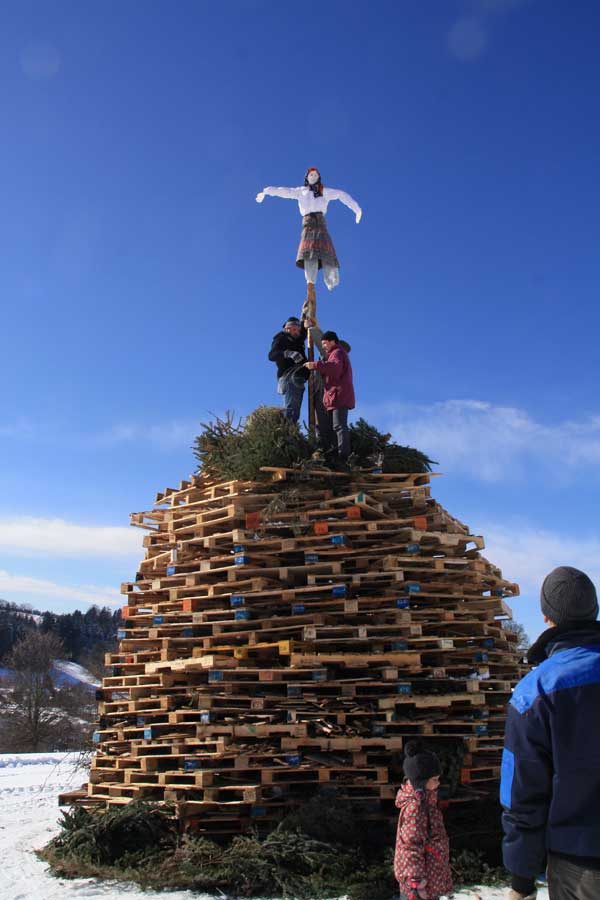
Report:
331,407,350,460
548,853,600,899
277,374,304,424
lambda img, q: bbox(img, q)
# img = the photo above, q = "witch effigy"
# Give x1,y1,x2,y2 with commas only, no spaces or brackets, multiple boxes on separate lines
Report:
256,167,362,295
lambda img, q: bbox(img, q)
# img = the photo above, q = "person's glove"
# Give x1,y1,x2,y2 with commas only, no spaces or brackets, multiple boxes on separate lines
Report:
284,350,303,363
508,890,537,900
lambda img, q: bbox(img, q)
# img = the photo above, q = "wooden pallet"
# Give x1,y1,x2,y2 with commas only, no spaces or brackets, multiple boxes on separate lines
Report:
70,466,525,834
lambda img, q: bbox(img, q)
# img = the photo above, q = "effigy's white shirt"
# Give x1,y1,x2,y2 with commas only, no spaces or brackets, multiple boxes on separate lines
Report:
263,185,361,218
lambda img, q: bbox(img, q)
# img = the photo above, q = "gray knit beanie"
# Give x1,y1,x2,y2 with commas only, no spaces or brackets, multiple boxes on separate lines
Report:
540,566,598,627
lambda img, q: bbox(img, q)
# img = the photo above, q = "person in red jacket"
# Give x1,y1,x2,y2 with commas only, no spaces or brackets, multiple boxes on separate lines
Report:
394,741,453,900
304,330,355,467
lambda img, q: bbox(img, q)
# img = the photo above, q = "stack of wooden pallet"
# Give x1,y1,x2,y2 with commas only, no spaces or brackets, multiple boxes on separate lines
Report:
83,466,524,836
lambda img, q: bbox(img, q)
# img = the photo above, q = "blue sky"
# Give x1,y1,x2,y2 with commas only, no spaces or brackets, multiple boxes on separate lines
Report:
1,0,600,643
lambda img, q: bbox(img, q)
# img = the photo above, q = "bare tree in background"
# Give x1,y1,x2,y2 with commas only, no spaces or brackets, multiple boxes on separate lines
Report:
503,619,530,652
78,643,109,681
0,631,94,751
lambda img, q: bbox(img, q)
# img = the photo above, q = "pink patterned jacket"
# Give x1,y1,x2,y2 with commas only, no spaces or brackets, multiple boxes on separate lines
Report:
393,781,452,899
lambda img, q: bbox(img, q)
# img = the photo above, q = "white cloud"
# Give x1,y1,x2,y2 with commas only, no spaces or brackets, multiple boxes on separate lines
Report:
481,522,600,596
0,570,120,607
0,517,142,559
375,399,600,482
447,17,488,61
478,521,600,639
447,0,530,61
0,419,35,438
0,418,199,452
97,420,199,451
0,414,234,454
20,42,61,80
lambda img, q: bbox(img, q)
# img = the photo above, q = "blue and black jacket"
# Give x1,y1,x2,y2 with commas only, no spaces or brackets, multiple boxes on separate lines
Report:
501,621,600,888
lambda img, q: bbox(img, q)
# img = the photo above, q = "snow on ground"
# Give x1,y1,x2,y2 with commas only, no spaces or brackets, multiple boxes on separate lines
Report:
0,753,548,900
0,752,198,900
52,660,101,689
0,660,100,691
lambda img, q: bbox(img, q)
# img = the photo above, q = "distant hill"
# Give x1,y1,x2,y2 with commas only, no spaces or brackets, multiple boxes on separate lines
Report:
0,659,100,692
0,600,121,672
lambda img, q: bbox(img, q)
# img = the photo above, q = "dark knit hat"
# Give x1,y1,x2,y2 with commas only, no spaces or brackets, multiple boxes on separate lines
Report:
540,566,598,627
283,316,301,328
321,330,339,342
403,740,441,789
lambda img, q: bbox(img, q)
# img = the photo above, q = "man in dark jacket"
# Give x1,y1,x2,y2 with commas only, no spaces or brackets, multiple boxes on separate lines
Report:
305,330,355,466
501,565,600,900
268,316,308,423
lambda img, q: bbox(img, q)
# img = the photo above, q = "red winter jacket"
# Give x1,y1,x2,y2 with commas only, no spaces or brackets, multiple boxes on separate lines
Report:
314,345,355,411
394,781,452,899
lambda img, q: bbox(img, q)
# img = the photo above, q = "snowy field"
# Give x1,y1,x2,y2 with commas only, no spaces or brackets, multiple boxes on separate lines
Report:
0,752,548,900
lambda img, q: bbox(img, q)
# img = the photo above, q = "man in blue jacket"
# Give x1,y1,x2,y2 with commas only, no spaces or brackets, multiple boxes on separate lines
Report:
501,566,600,900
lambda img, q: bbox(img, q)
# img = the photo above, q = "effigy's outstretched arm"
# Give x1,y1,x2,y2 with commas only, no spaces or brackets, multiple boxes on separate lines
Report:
256,185,302,203
326,188,363,223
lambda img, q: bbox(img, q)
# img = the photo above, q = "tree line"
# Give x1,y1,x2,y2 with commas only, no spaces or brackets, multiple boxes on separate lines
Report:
0,600,121,676
0,601,121,751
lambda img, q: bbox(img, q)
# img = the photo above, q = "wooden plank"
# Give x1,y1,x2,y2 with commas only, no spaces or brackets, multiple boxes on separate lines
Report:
79,467,523,839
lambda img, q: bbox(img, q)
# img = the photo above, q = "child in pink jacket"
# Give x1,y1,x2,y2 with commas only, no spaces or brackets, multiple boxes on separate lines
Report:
394,741,453,900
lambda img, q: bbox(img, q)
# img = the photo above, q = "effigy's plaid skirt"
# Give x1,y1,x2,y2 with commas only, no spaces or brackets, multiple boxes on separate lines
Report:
296,212,339,270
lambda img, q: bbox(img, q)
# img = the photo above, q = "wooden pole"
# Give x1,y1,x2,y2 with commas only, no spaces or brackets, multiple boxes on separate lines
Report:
305,283,316,435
